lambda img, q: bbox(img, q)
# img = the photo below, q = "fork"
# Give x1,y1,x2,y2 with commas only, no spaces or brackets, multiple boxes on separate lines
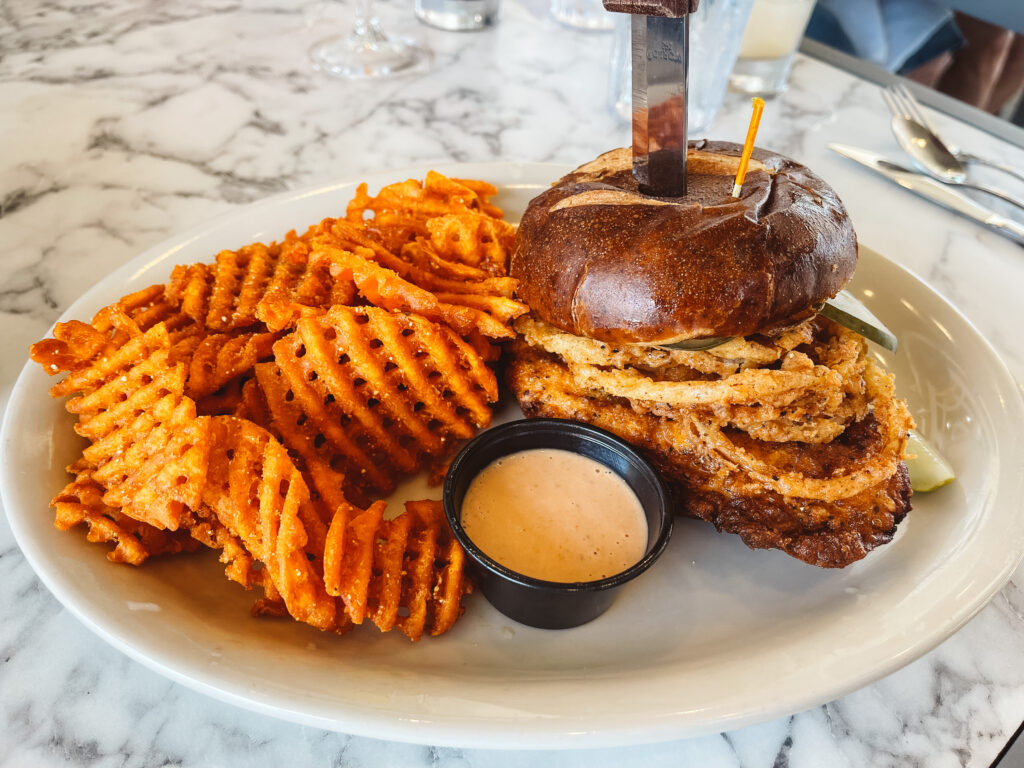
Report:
882,85,1024,210
886,83,1024,184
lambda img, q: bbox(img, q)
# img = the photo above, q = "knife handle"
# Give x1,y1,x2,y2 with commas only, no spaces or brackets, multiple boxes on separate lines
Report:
602,0,698,17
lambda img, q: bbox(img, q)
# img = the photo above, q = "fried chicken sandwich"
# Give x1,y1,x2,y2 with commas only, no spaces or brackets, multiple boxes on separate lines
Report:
506,142,914,568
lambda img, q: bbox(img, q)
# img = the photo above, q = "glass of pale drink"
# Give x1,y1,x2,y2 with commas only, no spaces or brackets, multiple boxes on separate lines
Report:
729,0,815,95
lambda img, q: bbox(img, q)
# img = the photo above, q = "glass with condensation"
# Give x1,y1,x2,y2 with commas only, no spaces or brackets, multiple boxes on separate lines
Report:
550,0,614,31
415,0,499,31
608,0,755,134
729,0,815,95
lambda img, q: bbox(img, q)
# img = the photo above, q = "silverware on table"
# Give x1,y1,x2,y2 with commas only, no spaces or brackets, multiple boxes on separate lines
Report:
884,83,1024,184
988,719,1024,768
829,143,1024,246
881,84,1024,210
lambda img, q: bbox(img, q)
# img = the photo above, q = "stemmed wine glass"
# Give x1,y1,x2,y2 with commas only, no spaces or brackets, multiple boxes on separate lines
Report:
310,0,430,79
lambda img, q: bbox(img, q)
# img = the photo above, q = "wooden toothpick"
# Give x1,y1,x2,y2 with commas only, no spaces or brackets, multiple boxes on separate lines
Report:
732,97,765,198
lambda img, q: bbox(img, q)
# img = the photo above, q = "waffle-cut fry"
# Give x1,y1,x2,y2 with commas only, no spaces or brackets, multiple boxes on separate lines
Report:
346,172,503,227
203,416,337,630
431,292,529,325
72,365,205,524
51,322,169,400
426,456,452,487
53,474,201,565
450,177,503,217
302,454,360,518
262,234,358,315
312,219,519,299
71,347,185,441
315,245,441,316
167,330,204,367
33,171,508,643
187,507,268,590
51,324,211,531
324,499,386,624
117,285,201,345
369,512,414,632
31,284,199,379
464,328,502,364
431,535,469,636
168,263,213,325
400,510,439,639
400,239,492,282
186,330,278,399
406,500,470,637
168,239,355,336
253,362,391,502
110,413,211,529
314,245,517,340
274,305,497,483
208,244,278,332
257,294,332,333
436,301,516,341
273,327,414,476
323,499,471,640
227,378,275,440
246,367,356,512
31,320,117,376
194,375,250,416
425,212,516,275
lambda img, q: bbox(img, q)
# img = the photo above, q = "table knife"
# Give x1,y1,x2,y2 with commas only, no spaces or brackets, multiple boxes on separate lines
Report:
989,719,1024,767
829,143,1024,246
603,0,699,196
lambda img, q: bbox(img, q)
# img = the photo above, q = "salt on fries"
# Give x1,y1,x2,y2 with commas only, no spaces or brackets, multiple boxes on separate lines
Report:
30,173,525,640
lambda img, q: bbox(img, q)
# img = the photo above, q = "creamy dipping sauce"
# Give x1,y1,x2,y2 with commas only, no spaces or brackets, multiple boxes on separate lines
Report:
460,448,648,583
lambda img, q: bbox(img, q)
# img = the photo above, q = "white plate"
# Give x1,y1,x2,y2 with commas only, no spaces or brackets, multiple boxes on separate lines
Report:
2,162,1024,750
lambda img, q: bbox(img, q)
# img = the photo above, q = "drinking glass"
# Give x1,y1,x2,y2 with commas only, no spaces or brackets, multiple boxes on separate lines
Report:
609,0,755,134
550,0,614,31
310,0,430,79
416,0,499,30
729,0,814,95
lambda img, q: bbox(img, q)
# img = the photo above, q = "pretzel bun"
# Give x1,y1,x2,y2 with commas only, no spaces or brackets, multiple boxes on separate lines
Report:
510,142,858,345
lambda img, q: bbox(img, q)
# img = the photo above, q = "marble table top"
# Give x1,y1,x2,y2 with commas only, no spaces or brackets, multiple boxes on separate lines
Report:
2,0,1023,765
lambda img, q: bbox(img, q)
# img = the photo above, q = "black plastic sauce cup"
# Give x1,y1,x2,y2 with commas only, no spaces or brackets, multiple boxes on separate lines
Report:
443,418,673,629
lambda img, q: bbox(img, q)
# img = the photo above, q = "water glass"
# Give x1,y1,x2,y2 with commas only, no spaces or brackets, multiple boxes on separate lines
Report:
608,0,755,135
551,0,614,31
416,0,499,31
729,0,815,94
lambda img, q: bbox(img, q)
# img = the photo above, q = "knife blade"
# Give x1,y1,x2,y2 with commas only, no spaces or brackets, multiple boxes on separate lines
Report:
630,14,688,196
818,289,898,352
604,0,699,197
829,143,1024,245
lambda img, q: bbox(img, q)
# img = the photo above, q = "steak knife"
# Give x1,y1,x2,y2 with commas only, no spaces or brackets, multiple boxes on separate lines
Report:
603,0,699,197
829,143,1024,246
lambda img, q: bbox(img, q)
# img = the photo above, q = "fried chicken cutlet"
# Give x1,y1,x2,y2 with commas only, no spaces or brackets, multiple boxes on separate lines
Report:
507,317,913,568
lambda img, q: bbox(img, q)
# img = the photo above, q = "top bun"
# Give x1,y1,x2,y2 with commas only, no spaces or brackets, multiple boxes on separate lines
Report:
511,142,858,345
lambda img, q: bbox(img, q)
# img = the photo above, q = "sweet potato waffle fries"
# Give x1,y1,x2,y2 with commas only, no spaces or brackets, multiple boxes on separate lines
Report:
31,172,527,641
